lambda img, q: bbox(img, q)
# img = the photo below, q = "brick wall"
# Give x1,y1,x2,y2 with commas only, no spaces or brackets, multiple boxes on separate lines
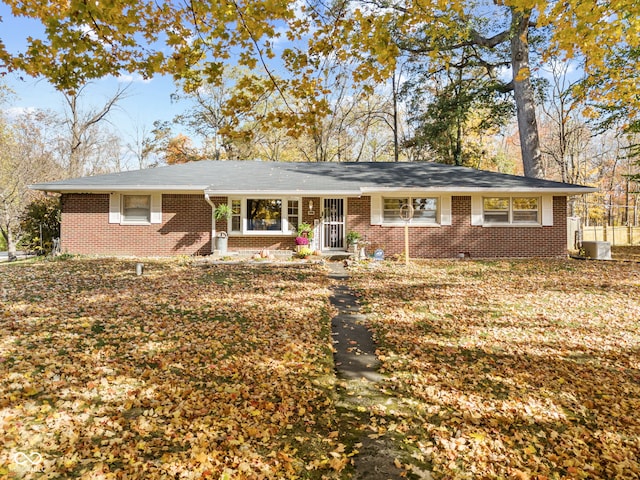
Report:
61,193,568,258
346,196,568,258
61,194,212,256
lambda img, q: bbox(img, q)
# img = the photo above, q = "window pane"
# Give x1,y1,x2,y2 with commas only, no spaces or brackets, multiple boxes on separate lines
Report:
288,200,299,232
512,197,538,223
247,199,282,231
513,211,539,223
123,195,150,222
412,197,438,223
483,197,509,224
383,198,407,223
513,197,538,210
231,199,241,232
483,197,509,211
484,211,510,224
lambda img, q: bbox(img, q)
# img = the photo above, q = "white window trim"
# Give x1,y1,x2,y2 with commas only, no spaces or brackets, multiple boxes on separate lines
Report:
374,194,445,227
109,193,162,225
227,196,301,236
476,195,547,227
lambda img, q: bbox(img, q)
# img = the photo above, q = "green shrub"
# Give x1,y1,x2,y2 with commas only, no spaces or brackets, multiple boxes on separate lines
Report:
20,196,61,255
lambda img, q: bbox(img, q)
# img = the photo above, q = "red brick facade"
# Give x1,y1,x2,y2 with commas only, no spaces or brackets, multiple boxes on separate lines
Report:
61,193,567,258
61,194,213,256
347,196,567,258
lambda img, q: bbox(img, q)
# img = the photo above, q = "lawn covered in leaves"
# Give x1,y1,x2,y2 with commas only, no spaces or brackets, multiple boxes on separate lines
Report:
0,258,345,479
349,259,640,479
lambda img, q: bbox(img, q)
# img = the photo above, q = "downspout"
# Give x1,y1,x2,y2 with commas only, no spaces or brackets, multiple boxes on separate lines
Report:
204,193,216,254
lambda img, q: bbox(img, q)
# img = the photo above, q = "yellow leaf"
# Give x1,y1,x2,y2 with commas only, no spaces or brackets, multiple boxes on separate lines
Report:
195,451,208,463
329,456,347,471
24,387,40,397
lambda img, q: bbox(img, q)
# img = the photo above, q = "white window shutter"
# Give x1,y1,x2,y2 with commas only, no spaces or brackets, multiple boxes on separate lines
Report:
440,195,452,225
109,193,120,223
541,196,554,226
470,195,483,226
370,195,383,225
150,193,162,224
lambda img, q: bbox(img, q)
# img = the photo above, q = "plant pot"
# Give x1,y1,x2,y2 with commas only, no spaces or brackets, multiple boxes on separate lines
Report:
215,232,228,255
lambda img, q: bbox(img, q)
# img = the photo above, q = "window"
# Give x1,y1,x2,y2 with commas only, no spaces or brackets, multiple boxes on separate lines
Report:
383,198,407,224
228,197,302,234
109,193,161,225
287,200,299,232
483,197,510,224
122,195,150,223
483,197,539,225
231,199,241,232
247,199,282,231
383,197,439,224
512,197,539,223
412,197,438,223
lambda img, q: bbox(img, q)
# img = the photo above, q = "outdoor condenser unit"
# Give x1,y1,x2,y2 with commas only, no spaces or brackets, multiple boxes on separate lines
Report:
581,241,612,260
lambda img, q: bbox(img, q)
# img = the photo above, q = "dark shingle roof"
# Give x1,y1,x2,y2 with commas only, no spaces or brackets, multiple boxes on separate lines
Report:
30,161,596,194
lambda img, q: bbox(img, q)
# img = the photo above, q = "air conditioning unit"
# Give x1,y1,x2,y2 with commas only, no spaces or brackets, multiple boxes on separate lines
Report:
581,241,612,260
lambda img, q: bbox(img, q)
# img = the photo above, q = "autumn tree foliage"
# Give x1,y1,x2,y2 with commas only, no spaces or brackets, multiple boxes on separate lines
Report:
401,46,515,167
0,99,61,259
163,134,205,165
1,0,637,173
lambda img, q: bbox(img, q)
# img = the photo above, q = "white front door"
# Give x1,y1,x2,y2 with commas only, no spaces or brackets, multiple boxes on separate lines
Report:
322,198,345,250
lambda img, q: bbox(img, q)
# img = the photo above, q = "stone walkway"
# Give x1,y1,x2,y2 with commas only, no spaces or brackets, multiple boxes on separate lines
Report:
328,262,429,480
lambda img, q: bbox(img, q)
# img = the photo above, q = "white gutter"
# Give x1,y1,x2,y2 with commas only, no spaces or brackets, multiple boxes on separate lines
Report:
358,186,598,194
203,189,362,196
203,193,216,255
29,184,209,193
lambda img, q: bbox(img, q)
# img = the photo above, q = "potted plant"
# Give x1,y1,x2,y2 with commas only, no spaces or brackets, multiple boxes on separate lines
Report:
214,203,232,221
297,222,313,238
346,231,362,253
213,204,232,254
295,222,313,252
295,235,310,246
295,247,314,259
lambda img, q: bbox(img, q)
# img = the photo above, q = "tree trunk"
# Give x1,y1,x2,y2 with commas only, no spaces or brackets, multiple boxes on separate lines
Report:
0,222,18,262
510,11,544,179
5,224,17,262
392,71,399,162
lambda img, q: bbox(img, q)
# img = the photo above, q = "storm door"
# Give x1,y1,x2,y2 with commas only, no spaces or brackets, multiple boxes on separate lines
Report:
322,198,345,249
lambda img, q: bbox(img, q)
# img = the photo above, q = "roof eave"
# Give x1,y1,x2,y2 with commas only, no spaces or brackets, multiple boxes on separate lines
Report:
204,188,362,196
29,184,209,193
359,186,598,194
30,184,598,196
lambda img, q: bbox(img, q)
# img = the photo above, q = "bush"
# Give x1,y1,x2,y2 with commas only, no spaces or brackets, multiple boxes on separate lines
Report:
20,196,61,255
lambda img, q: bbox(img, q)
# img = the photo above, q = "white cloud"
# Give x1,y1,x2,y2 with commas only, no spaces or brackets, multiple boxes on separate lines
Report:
5,106,37,118
117,73,153,84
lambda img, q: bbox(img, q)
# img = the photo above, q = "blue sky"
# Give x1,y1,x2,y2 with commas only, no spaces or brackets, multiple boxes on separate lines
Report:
1,3,188,141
